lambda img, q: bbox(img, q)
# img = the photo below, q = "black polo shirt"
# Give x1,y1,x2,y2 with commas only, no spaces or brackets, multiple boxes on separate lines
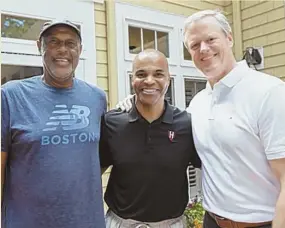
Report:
99,101,201,222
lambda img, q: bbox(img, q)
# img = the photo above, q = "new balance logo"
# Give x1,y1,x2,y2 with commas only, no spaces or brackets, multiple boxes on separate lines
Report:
41,105,97,146
43,105,90,131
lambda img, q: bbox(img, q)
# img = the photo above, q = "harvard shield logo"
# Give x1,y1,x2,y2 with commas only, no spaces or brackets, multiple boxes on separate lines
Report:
168,130,175,142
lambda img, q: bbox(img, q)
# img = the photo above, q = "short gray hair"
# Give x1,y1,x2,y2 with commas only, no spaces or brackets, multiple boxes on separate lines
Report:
183,9,232,49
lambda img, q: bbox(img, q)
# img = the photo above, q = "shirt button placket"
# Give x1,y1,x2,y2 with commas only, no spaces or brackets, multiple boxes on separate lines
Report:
209,88,219,120
209,97,216,120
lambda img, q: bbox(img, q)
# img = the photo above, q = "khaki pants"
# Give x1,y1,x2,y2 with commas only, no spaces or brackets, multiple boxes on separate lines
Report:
105,210,187,228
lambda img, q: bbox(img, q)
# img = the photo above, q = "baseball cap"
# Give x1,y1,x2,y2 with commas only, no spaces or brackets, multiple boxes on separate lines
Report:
39,20,81,41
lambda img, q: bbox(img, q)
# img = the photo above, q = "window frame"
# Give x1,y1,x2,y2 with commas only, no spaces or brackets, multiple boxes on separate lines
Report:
184,77,207,108
1,12,52,56
128,26,170,58
1,64,43,84
179,28,195,67
1,12,86,58
123,18,176,64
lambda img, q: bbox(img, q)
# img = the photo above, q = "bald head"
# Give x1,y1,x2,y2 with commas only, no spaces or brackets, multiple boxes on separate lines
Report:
132,49,169,73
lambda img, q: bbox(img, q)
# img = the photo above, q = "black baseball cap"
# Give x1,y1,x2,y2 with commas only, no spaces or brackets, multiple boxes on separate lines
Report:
39,20,81,41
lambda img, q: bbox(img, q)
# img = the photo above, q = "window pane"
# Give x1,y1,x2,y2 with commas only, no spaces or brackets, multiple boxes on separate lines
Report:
165,78,174,105
1,14,48,40
129,26,141,54
143,29,155,50
183,44,192,61
184,79,206,107
157,31,169,58
196,81,206,93
184,79,196,107
1,64,43,84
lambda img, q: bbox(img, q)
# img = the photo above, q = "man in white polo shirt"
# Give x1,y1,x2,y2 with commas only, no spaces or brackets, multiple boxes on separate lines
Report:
183,10,285,228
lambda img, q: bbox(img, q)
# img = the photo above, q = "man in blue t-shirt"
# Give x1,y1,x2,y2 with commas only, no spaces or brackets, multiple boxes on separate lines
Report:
1,20,106,228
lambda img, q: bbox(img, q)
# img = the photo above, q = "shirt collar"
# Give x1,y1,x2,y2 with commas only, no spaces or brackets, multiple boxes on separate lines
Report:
205,60,249,94
205,82,212,94
220,60,248,88
128,97,173,124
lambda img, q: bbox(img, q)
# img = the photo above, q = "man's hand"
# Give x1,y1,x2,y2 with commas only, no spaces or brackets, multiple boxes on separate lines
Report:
115,94,134,112
269,158,285,228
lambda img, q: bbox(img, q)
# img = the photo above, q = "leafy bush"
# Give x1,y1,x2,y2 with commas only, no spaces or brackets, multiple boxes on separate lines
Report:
184,196,204,228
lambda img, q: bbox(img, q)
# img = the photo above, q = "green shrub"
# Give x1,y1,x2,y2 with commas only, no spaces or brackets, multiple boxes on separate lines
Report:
184,197,205,228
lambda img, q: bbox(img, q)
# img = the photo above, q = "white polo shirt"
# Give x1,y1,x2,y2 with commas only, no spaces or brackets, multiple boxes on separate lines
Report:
187,61,285,222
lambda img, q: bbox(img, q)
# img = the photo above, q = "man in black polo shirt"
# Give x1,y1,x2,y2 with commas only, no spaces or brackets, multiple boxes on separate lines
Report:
99,49,201,228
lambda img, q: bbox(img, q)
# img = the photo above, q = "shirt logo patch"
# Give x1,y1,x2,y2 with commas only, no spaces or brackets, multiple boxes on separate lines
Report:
41,105,97,146
43,105,90,132
168,130,175,142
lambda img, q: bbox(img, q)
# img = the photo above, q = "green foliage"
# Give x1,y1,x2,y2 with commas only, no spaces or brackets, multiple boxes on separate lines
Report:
184,197,205,228
2,15,32,38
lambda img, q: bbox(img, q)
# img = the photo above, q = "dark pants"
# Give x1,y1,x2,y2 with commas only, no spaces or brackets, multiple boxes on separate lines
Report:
203,212,272,228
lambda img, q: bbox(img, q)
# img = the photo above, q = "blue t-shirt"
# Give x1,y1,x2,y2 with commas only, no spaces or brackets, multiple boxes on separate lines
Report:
1,76,107,228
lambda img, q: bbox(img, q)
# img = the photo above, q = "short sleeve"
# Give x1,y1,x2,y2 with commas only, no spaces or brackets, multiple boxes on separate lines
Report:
1,89,11,153
258,83,285,160
99,115,113,168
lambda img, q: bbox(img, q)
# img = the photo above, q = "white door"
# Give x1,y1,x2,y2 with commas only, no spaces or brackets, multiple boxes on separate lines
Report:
115,2,205,199
1,0,96,84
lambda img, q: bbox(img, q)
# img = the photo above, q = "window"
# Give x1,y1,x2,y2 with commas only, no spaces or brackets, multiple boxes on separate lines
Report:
129,27,141,54
1,14,81,41
1,14,48,40
184,79,206,107
1,65,43,84
128,26,169,57
165,78,174,105
143,29,155,50
129,74,174,105
183,44,192,61
157,31,169,57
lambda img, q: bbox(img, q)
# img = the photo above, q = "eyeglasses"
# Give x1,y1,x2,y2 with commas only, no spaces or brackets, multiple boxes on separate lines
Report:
45,38,80,50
